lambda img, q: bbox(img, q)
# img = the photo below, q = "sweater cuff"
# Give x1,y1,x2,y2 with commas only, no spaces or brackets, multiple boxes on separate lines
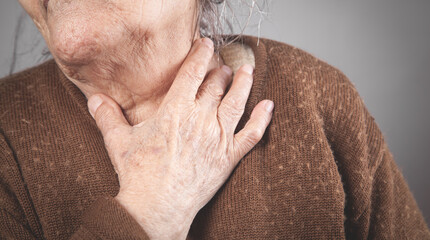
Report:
72,195,150,240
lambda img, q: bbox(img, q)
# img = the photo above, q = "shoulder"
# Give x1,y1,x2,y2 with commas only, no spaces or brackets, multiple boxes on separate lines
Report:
255,36,354,90
242,36,362,117
253,36,371,131
246,35,384,162
0,60,59,125
0,60,58,98
238,36,359,109
0,60,68,149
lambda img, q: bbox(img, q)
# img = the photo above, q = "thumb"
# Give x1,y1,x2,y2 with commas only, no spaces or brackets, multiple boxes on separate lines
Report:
88,94,130,138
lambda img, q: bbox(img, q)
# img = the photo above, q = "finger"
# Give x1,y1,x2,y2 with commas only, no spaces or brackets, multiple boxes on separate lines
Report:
233,100,274,160
88,94,131,140
197,65,233,106
165,38,214,102
217,64,254,135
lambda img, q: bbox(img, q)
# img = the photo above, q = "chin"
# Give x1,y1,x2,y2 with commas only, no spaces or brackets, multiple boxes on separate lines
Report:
46,1,130,66
50,34,101,66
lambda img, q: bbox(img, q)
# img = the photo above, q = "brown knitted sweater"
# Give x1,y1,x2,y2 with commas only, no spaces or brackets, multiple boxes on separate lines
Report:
1,36,429,239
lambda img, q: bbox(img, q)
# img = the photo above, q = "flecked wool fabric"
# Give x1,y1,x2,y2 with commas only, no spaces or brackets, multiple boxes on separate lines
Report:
1,36,429,239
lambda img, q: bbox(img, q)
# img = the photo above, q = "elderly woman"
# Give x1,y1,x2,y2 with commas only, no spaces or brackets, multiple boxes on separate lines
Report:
0,0,429,239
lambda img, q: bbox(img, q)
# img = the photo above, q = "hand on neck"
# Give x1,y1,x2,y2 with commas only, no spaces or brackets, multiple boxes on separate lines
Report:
62,40,224,126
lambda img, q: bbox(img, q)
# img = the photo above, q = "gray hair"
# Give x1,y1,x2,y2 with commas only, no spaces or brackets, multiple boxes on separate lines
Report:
198,0,227,49
198,0,268,50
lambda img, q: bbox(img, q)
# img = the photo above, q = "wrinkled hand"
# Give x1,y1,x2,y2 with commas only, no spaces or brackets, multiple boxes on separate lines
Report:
87,38,274,240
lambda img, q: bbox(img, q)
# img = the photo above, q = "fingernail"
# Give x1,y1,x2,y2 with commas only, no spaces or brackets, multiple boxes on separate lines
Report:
88,95,103,118
242,64,254,75
202,38,214,48
265,100,274,112
221,65,232,75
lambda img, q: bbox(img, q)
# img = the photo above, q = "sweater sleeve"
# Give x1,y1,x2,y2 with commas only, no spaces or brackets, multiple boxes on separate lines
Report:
71,196,151,240
0,133,150,240
0,184,38,239
366,144,430,239
0,132,41,239
317,71,430,239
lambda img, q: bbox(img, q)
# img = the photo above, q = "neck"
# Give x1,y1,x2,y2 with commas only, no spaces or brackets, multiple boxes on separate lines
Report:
63,41,223,126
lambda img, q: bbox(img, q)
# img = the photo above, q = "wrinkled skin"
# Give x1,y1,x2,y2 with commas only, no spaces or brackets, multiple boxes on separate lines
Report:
89,39,274,238
18,0,274,239
18,0,205,124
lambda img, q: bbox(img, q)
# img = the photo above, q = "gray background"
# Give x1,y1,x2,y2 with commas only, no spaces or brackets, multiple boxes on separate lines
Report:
1,0,429,222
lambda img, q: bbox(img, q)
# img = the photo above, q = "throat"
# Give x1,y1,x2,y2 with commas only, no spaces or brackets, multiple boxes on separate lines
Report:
69,51,225,126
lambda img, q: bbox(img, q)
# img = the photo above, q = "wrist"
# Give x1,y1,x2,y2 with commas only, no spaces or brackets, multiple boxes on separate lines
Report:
115,192,195,240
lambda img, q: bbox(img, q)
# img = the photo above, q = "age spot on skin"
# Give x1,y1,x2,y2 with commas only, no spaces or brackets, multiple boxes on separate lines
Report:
149,146,164,155
121,151,129,159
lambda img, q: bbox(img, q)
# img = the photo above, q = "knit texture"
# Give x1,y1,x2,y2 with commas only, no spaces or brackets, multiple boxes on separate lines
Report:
1,36,429,239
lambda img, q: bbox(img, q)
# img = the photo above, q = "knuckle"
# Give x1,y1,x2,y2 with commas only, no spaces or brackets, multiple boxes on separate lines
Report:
162,100,193,116
197,40,214,57
202,82,224,100
220,106,242,122
224,94,246,113
246,128,264,144
184,61,206,82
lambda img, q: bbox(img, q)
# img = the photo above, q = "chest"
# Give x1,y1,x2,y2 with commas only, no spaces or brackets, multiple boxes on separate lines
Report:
12,109,346,239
